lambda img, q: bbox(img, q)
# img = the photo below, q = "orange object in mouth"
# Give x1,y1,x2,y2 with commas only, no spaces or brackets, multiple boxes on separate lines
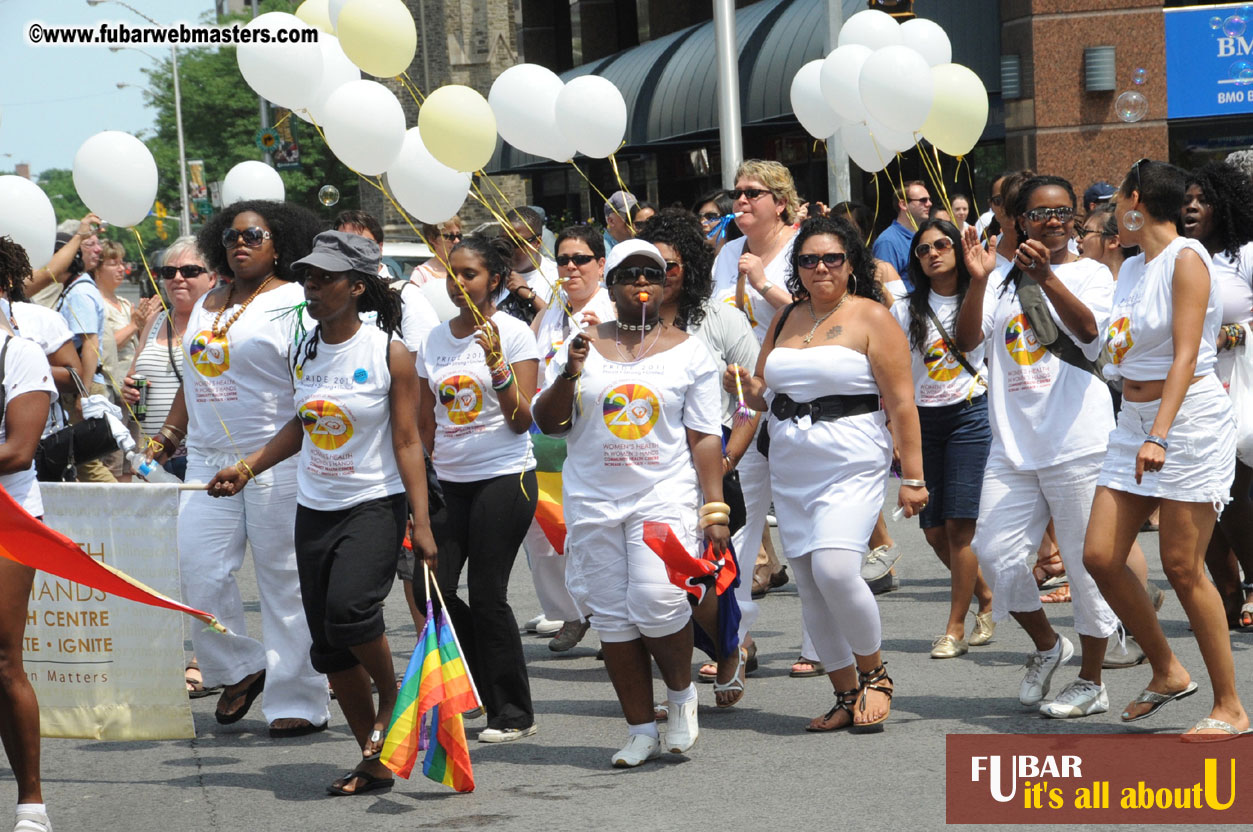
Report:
637,291,649,302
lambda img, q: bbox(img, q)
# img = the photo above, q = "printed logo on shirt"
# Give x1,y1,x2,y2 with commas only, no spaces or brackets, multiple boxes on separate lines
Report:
298,399,355,450
924,338,964,381
1104,317,1133,364
602,383,660,440
720,293,757,327
189,330,230,377
1004,314,1046,366
438,374,483,425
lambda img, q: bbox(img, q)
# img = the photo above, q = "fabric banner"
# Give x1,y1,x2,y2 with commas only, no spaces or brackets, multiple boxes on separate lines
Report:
27,484,193,740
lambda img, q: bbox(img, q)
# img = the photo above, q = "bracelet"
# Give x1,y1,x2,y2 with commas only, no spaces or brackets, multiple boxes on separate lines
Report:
491,368,515,392
759,280,774,295
700,501,731,516
900,478,927,488
489,360,512,386
235,459,255,482
560,366,581,381
699,512,730,529
1143,435,1169,451
1223,323,1246,349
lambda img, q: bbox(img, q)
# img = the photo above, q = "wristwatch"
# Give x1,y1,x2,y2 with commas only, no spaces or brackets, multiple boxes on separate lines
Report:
759,280,775,295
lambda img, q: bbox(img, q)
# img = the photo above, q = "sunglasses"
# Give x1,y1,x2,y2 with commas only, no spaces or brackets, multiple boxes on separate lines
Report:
221,227,272,248
914,238,955,258
665,260,683,276
440,232,463,242
158,264,208,280
609,266,665,286
797,252,847,270
1022,206,1075,224
907,197,933,205
1074,227,1109,241
729,188,772,201
989,195,1005,207
699,212,722,223
556,253,597,267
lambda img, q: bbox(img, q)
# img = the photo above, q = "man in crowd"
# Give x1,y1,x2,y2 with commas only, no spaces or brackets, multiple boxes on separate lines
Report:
872,180,932,291
603,190,639,254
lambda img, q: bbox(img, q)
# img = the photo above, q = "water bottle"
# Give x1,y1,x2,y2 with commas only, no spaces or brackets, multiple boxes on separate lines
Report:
127,452,181,484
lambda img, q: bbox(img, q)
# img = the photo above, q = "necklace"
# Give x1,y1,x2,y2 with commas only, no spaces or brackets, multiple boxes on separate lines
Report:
801,295,848,345
211,274,276,339
613,322,664,363
616,321,656,332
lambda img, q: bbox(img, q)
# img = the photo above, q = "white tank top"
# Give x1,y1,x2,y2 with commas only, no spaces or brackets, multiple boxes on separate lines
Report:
764,345,880,400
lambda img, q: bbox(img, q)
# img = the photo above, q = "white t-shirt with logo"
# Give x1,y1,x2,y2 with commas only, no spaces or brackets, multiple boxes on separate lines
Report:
12,302,74,356
418,312,539,482
183,281,307,455
545,336,722,501
0,334,56,516
891,288,991,407
711,235,795,343
292,324,403,511
1211,241,1253,385
534,288,616,388
979,258,1115,469
399,281,441,356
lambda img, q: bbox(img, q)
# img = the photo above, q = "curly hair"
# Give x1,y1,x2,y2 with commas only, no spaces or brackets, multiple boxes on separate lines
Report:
905,220,970,354
637,208,713,331
197,200,324,282
1012,175,1077,246
1185,161,1253,259
786,216,882,304
0,236,31,303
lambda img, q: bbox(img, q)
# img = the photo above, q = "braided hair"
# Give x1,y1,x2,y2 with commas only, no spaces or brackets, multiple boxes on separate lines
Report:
637,208,713,330
786,216,882,303
0,236,31,303
292,269,403,374
197,199,324,282
1185,161,1253,259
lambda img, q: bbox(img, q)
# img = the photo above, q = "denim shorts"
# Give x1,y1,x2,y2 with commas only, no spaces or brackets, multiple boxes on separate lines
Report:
918,394,992,529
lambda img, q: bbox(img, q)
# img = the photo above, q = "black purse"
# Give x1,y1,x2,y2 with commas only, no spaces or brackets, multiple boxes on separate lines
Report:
34,369,120,482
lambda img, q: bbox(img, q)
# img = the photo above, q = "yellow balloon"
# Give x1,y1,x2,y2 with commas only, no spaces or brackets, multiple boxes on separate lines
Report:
294,0,334,34
418,85,498,173
337,0,417,78
920,63,989,157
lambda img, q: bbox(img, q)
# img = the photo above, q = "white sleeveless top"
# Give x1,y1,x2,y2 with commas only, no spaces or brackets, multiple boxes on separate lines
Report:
764,344,879,400
1211,242,1253,385
711,235,795,343
1103,237,1220,382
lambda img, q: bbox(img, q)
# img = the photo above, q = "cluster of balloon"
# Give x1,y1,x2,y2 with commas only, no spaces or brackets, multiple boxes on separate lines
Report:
789,10,988,172
487,64,628,163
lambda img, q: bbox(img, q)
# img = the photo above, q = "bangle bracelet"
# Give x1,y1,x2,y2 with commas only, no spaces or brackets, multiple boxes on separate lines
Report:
235,459,255,481
699,512,730,529
700,501,731,516
1143,435,1169,451
560,367,581,381
900,478,926,488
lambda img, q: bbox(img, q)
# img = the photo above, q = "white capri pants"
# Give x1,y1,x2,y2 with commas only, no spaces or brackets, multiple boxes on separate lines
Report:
179,452,330,725
971,448,1118,639
523,520,581,622
564,476,698,643
731,440,768,644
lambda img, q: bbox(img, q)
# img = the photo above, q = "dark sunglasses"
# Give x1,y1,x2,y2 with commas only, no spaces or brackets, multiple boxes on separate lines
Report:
729,188,772,201
1022,206,1075,224
609,266,665,285
440,232,463,242
221,227,272,248
1074,227,1109,241
159,264,208,280
556,253,596,267
1129,157,1149,196
665,260,683,276
699,212,722,223
797,252,847,270
914,238,955,258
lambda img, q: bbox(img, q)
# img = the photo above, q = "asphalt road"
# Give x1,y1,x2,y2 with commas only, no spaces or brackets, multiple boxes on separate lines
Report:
8,482,1253,832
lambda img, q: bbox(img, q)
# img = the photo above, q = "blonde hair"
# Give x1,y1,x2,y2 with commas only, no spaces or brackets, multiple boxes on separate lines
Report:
99,240,126,262
734,159,800,225
420,215,462,241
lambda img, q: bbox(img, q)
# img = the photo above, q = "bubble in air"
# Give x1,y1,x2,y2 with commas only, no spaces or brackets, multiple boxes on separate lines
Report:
1121,209,1145,232
1211,16,1224,30
1115,90,1148,123
318,185,340,207
1232,60,1253,85
1224,15,1247,38
1133,67,1147,86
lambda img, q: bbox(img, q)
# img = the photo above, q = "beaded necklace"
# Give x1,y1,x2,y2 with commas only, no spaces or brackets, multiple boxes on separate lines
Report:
211,274,276,339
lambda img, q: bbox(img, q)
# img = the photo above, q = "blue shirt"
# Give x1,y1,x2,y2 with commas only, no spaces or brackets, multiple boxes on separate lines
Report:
872,220,917,292
57,275,107,381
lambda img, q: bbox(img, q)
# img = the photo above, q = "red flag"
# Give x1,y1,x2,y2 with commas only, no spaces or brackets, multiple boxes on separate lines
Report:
641,521,737,603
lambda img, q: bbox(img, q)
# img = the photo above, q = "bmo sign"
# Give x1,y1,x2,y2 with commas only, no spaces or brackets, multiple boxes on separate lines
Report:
1166,3,1253,118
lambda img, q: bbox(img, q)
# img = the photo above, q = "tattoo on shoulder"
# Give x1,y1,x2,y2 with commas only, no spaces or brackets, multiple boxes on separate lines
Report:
824,325,843,339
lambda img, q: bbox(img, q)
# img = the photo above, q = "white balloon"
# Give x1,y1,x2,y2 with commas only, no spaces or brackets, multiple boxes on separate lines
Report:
859,46,935,134
840,122,893,173
236,12,324,111
866,116,915,153
321,80,406,175
0,175,56,270
820,44,872,125
72,131,157,228
555,75,628,159
900,18,952,67
489,64,576,163
296,34,361,125
221,161,285,206
329,0,349,29
385,128,471,224
790,60,843,140
837,9,902,51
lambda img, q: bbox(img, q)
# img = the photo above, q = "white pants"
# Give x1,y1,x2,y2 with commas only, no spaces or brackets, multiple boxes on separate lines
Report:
523,521,581,622
731,441,768,643
972,449,1118,639
790,548,882,670
179,452,330,724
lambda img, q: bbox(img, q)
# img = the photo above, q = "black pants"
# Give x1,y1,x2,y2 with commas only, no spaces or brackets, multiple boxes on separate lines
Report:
433,471,537,730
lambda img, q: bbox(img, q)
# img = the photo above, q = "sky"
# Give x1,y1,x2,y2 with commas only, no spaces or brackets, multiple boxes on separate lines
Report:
0,0,217,177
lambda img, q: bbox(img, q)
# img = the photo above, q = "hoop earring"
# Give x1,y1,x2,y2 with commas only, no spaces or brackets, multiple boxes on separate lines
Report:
848,273,858,296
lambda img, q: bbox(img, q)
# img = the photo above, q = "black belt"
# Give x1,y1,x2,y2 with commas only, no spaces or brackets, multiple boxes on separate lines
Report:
770,393,880,423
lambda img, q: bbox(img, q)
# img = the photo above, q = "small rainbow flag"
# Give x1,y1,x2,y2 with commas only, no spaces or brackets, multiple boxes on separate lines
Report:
531,432,568,554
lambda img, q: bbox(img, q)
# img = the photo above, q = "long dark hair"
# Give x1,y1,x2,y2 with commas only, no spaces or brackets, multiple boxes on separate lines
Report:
1185,161,1253,259
692,189,743,242
292,270,403,373
786,216,882,303
906,220,970,353
0,236,31,303
198,199,324,282
452,234,513,297
637,208,713,330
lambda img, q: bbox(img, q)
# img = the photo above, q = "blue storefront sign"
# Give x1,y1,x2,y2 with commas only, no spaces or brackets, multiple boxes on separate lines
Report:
1165,2,1253,119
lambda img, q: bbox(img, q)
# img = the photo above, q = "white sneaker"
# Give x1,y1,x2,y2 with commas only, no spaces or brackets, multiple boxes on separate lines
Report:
1102,627,1147,669
14,809,52,832
611,733,661,768
524,615,561,635
664,698,699,754
477,724,537,743
1019,635,1074,706
1040,678,1109,719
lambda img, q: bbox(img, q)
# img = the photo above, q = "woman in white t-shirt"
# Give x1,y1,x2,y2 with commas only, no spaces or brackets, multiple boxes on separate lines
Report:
533,239,729,768
955,176,1119,720
209,231,438,796
1085,160,1248,738
892,219,996,659
0,239,57,832
417,235,540,744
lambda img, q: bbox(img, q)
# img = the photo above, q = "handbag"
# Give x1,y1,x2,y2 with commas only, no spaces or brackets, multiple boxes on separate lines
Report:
1011,267,1119,395
1229,324,1253,466
34,368,120,482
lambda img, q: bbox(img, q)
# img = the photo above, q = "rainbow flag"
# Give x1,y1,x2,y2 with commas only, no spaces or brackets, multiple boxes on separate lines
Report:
531,433,568,553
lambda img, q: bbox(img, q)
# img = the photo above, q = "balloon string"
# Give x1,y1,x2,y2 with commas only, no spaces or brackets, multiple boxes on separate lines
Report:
868,171,881,249
398,72,427,106
913,139,952,218
466,176,549,282
607,152,637,236
271,110,291,130
569,156,635,236
887,152,919,233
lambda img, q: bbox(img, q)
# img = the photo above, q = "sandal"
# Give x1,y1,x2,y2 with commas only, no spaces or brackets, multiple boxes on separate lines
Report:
362,729,384,761
713,647,747,708
214,670,266,725
852,663,894,728
327,767,393,797
185,660,221,700
790,657,825,678
805,687,859,732
697,662,717,683
751,563,773,599
1240,582,1253,629
1041,584,1072,604
1033,552,1066,590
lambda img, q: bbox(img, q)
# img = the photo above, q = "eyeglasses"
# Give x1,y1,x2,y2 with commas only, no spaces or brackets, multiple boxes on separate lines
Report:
665,260,683,276
556,253,596,267
797,252,848,270
1022,206,1075,224
1074,227,1109,241
1129,157,1149,195
907,197,933,205
914,238,955,258
440,232,463,242
989,195,1005,208
609,266,665,285
221,227,272,248
699,212,722,223
729,188,773,201
158,264,208,280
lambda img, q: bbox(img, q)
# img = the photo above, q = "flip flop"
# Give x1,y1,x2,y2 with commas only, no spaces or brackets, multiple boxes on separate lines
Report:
790,657,825,678
326,768,393,797
185,662,221,700
215,670,266,725
1180,717,1253,742
269,719,328,739
1120,681,1199,723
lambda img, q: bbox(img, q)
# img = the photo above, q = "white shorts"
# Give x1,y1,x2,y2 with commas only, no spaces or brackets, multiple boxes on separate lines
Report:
563,474,699,642
1099,374,1236,507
